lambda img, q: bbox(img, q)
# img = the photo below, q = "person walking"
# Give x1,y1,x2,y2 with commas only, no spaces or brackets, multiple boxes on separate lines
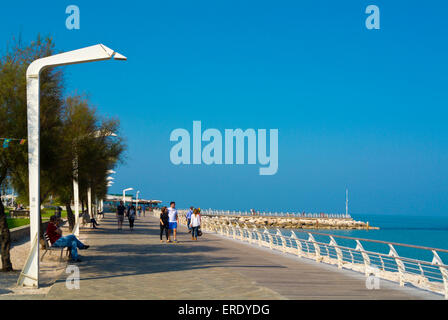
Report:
186,206,193,233
137,205,142,218
127,204,136,231
159,206,170,242
116,201,126,231
167,201,178,242
142,204,146,217
190,208,201,241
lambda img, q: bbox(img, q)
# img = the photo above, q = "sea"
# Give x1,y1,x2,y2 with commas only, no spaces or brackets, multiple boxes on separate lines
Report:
277,214,448,264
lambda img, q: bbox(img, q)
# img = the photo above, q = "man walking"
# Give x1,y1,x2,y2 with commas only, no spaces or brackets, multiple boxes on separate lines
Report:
167,201,179,242
186,206,193,233
116,201,126,231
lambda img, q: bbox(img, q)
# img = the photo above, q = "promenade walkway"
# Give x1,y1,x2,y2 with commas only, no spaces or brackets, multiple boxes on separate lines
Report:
42,214,441,300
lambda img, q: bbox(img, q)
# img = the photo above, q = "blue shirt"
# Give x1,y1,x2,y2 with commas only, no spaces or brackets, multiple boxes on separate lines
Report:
186,210,193,219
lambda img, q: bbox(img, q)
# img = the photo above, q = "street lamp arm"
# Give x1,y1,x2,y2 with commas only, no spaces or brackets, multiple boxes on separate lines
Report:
26,44,127,77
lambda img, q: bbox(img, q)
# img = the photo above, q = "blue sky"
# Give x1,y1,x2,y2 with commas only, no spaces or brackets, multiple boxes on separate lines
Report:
1,1,448,216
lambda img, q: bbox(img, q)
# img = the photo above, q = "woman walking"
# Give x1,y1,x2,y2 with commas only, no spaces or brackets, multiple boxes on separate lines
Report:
159,206,170,242
127,204,137,231
189,208,201,241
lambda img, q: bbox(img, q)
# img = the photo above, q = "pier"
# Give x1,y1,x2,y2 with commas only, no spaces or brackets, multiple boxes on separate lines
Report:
5,213,443,300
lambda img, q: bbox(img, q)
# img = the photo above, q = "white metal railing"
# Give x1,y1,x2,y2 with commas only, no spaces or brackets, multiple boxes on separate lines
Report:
201,208,351,219
197,216,448,298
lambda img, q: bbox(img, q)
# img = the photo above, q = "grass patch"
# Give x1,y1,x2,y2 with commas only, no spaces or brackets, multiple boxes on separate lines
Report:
6,218,30,229
7,217,52,229
5,208,65,230
41,208,67,219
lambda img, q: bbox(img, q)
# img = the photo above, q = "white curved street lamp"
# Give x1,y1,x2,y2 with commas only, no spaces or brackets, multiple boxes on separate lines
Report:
136,190,140,207
122,187,133,205
18,44,126,288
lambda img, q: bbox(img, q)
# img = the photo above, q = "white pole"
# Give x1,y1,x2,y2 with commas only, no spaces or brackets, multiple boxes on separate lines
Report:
73,154,80,236
88,187,92,219
18,44,126,288
21,67,40,287
122,187,133,206
346,188,349,217
94,195,98,218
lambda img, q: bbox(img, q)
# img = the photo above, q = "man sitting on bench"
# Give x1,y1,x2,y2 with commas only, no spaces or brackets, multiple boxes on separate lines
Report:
46,215,90,262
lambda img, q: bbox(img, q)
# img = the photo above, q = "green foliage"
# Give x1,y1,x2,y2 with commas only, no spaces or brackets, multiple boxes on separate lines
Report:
0,35,64,201
6,218,29,229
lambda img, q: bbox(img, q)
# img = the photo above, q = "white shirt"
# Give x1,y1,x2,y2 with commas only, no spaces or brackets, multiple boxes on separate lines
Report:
167,207,178,223
190,214,201,227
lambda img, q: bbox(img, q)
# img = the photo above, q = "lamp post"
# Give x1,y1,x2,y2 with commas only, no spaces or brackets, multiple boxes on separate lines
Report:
123,188,133,205
102,170,116,214
18,44,126,288
136,190,140,210
73,154,80,236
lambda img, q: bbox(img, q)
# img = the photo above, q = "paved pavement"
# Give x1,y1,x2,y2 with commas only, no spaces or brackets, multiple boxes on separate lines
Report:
42,214,442,300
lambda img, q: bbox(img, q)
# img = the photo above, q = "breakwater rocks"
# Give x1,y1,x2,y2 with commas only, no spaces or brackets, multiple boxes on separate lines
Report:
203,215,378,230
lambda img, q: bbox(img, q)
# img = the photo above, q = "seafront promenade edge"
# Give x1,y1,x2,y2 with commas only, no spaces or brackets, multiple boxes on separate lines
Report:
34,213,441,300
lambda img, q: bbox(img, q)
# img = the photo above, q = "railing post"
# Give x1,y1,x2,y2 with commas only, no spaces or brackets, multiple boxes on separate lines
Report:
291,231,303,258
236,223,243,241
388,244,406,286
231,224,237,239
254,228,262,247
432,250,448,299
356,240,371,276
308,233,320,262
225,224,231,237
329,236,343,269
263,228,273,249
276,228,287,252
244,225,252,243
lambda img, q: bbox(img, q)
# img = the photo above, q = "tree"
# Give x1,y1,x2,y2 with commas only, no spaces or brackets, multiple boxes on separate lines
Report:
55,94,126,231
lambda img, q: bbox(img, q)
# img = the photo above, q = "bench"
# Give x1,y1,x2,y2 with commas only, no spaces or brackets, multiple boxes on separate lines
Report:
10,210,30,218
81,213,91,227
41,232,69,261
